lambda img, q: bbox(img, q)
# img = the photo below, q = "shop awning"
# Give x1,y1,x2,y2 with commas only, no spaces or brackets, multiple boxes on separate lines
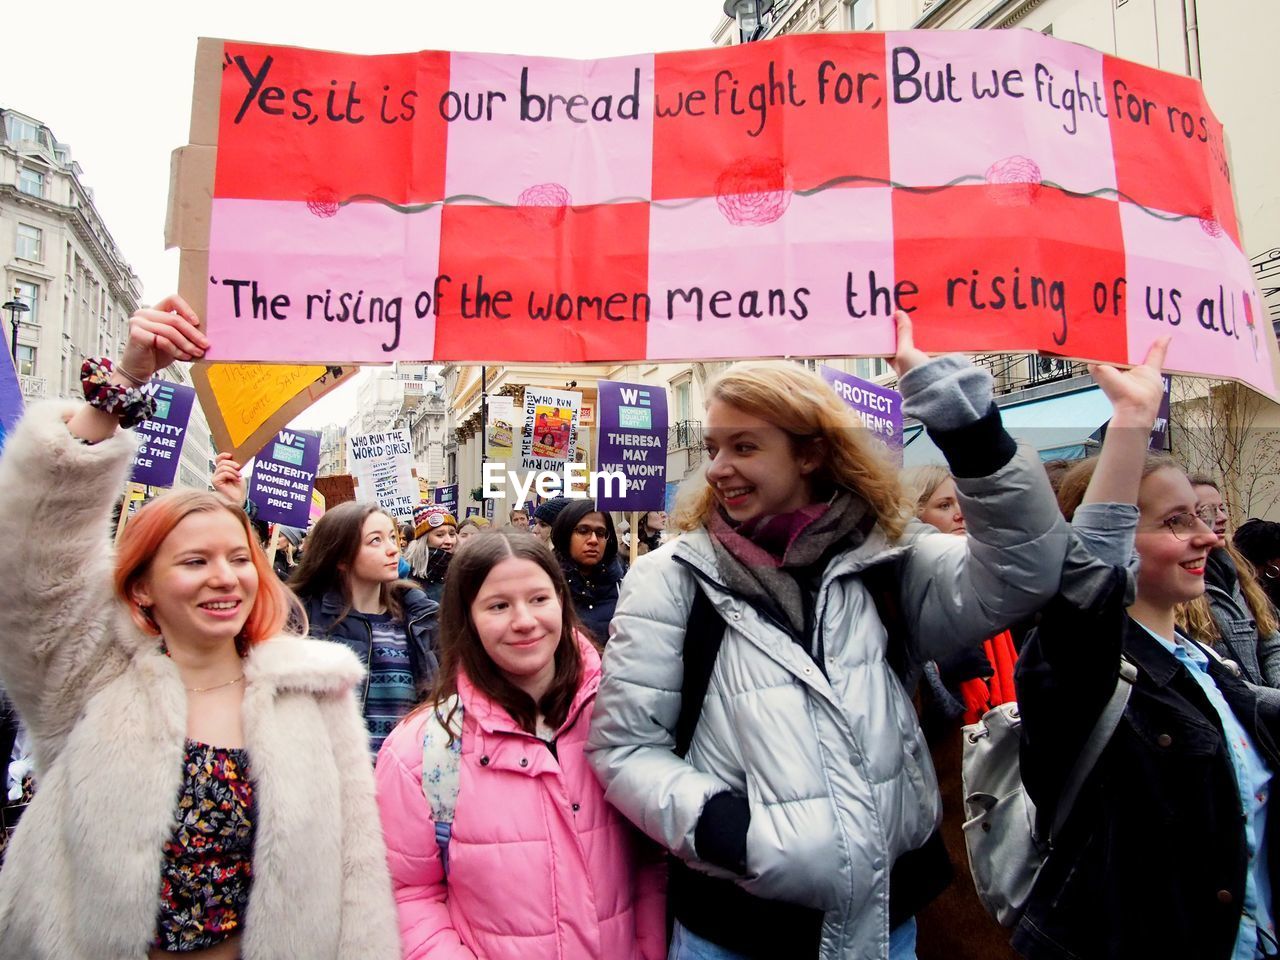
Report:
902,385,1110,467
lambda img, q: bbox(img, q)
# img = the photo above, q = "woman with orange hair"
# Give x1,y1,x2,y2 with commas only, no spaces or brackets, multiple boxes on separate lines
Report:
0,297,398,960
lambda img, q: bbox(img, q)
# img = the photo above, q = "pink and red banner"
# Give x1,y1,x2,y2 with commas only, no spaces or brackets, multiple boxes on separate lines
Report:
179,31,1275,395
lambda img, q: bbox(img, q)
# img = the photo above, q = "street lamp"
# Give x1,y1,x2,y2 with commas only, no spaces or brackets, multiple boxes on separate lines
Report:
723,0,772,42
3,288,31,366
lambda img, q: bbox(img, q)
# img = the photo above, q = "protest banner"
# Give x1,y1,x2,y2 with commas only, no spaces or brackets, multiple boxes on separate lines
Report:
520,387,580,471
487,395,516,458
0,345,23,454
434,483,459,515
130,380,197,488
596,380,668,511
820,365,903,464
348,428,417,521
167,33,1278,397
465,505,480,518
249,428,321,526
191,361,357,460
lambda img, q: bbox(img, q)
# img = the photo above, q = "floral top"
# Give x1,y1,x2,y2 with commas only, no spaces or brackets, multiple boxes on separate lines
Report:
153,740,256,952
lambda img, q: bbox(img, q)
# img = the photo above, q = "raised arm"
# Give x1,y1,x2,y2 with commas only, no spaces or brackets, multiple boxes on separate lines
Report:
1066,339,1169,568
0,296,206,765
889,312,1070,657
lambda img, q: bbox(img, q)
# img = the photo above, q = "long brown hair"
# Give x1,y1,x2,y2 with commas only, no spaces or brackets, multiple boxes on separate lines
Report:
672,362,907,539
424,530,585,739
288,501,406,625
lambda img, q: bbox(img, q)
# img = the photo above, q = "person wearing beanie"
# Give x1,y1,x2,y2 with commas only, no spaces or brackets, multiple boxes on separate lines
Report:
551,498,624,646
406,505,457,603
533,496,572,544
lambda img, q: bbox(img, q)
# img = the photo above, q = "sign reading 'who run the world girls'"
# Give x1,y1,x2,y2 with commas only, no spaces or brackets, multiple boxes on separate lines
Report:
167,31,1278,397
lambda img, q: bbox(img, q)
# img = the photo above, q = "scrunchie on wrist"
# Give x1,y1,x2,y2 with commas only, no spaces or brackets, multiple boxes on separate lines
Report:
80,357,157,429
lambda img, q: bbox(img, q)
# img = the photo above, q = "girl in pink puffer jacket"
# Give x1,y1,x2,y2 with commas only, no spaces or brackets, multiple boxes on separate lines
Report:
375,530,666,960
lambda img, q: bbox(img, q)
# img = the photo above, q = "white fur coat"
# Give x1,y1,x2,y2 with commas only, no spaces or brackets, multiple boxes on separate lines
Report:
0,402,399,960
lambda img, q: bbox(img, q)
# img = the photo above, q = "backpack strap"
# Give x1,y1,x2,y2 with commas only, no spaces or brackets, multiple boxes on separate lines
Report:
1049,656,1137,842
861,557,912,682
675,586,728,759
421,695,464,875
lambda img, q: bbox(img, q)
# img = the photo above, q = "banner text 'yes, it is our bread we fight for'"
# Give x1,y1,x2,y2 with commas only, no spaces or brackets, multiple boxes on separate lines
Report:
177,30,1276,396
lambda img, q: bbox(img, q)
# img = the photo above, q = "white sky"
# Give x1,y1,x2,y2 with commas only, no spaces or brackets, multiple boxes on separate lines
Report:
5,0,724,429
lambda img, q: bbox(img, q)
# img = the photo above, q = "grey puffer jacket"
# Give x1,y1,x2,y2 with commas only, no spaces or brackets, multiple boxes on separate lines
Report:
1205,548,1280,709
586,358,1070,960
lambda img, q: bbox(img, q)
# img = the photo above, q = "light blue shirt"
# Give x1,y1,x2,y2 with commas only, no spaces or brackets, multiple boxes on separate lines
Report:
1140,624,1278,958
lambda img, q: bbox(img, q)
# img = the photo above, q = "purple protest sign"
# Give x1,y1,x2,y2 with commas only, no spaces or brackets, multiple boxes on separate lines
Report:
248,428,321,527
1149,375,1173,451
0,347,22,454
130,380,197,487
596,380,668,512
819,366,903,464
434,483,459,515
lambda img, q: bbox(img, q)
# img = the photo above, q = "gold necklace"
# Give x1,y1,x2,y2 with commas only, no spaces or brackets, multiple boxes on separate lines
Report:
185,674,246,694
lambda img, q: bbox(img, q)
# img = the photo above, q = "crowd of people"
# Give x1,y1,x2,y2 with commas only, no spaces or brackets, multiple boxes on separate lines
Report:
3,296,1280,960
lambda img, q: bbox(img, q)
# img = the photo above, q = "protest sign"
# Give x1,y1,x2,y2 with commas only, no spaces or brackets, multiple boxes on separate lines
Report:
820,365,903,464
487,395,516,458
130,380,197,488
1150,374,1173,451
520,387,580,471
310,486,326,524
192,361,357,460
168,33,1279,397
434,483,459,514
315,473,356,507
348,428,417,521
596,380,668,511
0,346,23,454
249,428,321,526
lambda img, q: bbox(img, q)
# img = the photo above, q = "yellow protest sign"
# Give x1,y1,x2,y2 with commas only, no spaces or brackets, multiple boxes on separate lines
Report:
193,362,357,461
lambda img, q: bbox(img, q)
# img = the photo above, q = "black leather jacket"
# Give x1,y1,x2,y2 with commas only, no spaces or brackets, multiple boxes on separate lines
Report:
1015,566,1280,960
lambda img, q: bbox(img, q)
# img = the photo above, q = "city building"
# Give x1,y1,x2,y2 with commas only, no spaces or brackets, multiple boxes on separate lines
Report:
316,422,348,478
1,107,214,489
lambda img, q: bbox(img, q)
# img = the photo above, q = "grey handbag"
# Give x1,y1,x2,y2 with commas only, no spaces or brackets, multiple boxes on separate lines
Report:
960,657,1137,926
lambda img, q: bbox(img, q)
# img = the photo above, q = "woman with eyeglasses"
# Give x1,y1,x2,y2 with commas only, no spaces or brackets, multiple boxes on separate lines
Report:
1016,339,1280,960
1180,478,1280,705
550,499,623,646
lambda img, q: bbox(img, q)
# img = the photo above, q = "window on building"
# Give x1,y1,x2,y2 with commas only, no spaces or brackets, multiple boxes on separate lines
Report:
14,280,39,326
4,115,41,145
673,378,692,423
851,0,874,30
17,167,45,198
16,345,36,377
16,224,42,261
854,357,889,380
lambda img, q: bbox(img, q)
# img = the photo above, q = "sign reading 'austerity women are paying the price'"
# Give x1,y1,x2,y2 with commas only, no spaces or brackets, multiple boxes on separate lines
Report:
248,428,321,527
130,381,197,488
168,31,1278,397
